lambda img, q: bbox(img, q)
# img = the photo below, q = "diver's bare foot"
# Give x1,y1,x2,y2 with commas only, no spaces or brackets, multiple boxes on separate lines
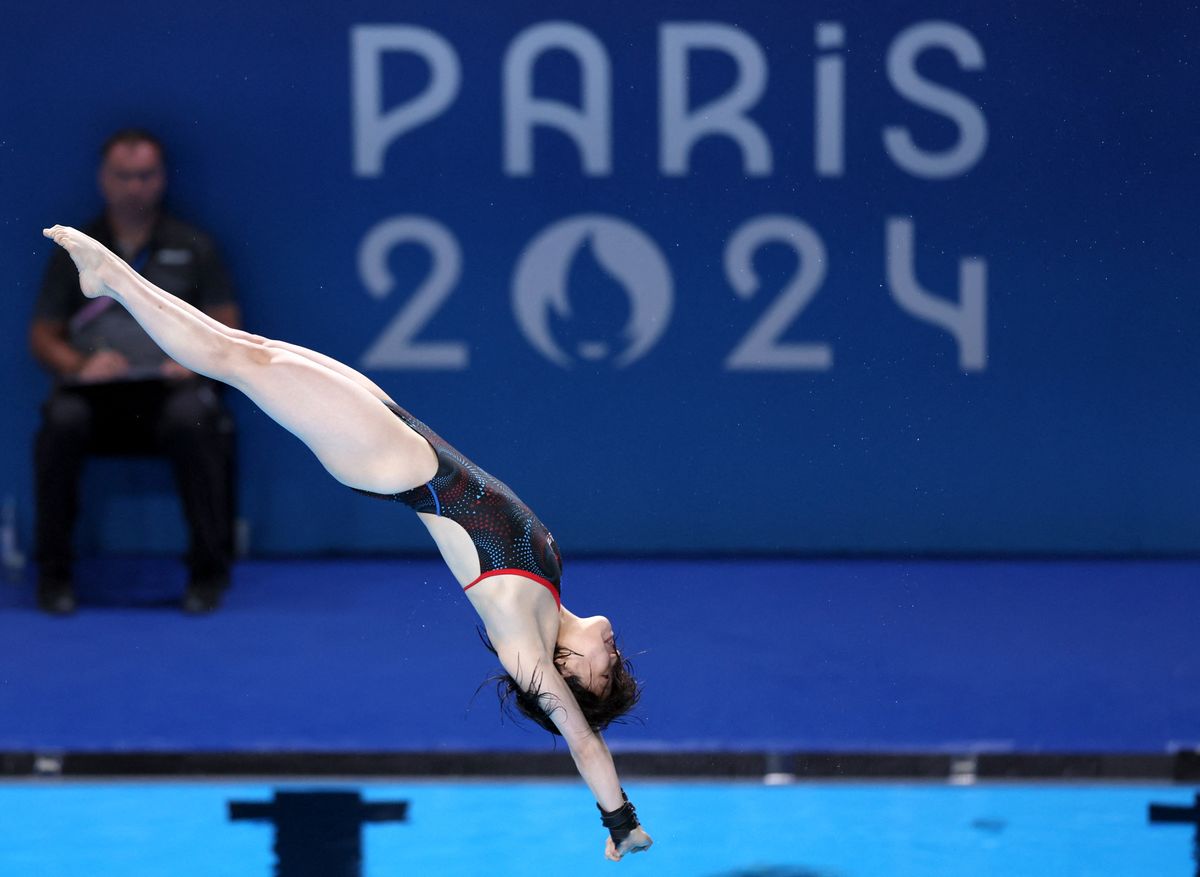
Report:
42,225,119,298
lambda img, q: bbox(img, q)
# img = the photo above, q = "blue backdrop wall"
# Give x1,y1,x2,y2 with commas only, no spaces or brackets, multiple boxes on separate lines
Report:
1,1,1196,555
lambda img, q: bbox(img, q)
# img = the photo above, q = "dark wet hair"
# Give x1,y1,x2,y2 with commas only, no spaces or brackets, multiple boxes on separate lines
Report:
479,628,642,736
100,128,167,165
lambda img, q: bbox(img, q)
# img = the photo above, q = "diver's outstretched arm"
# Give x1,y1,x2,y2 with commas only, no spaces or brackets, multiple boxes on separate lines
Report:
492,640,653,861
42,225,433,493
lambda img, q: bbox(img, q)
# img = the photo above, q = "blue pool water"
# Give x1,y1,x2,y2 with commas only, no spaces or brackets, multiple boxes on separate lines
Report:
0,781,1190,876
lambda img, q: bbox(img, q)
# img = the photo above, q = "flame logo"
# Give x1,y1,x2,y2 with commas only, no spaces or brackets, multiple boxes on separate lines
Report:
512,215,673,368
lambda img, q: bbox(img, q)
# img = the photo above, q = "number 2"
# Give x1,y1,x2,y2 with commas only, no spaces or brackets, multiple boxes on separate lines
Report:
724,215,831,371
358,216,467,370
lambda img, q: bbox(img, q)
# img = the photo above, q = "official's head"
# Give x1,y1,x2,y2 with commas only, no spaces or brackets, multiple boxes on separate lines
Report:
98,128,167,224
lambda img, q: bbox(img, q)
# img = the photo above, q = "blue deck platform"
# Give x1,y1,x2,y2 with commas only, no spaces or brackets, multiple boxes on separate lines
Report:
0,558,1195,755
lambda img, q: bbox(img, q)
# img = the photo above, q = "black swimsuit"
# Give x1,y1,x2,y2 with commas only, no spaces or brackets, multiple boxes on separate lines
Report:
355,402,562,605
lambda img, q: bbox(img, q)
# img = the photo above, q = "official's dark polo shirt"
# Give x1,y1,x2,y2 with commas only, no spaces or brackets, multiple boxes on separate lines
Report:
34,214,235,377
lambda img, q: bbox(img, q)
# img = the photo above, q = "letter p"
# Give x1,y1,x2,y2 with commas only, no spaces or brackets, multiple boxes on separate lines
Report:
351,26,461,177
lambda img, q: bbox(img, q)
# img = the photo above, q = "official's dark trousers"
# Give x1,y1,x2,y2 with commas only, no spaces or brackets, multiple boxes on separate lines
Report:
34,378,234,587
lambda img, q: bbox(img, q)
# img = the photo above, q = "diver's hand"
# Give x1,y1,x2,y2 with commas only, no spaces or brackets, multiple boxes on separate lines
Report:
605,826,653,861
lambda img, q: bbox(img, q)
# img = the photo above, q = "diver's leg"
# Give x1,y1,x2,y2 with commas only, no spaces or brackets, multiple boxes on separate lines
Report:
46,225,394,401
156,306,395,404
259,338,396,403
42,225,433,492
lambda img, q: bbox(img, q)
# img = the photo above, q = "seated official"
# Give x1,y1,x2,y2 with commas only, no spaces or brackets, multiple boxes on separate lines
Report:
29,128,241,615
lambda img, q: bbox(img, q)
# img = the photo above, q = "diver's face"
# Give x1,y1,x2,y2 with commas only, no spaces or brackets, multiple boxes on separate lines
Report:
556,615,619,696
100,141,166,223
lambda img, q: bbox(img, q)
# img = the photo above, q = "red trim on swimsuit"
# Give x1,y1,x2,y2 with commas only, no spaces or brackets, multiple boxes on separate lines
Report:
465,568,562,608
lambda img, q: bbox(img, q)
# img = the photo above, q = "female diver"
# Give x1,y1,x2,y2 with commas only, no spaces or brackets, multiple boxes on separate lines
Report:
42,225,652,862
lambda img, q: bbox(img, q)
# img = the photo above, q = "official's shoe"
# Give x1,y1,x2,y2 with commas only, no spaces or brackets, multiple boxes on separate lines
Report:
182,576,228,614
36,581,77,616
